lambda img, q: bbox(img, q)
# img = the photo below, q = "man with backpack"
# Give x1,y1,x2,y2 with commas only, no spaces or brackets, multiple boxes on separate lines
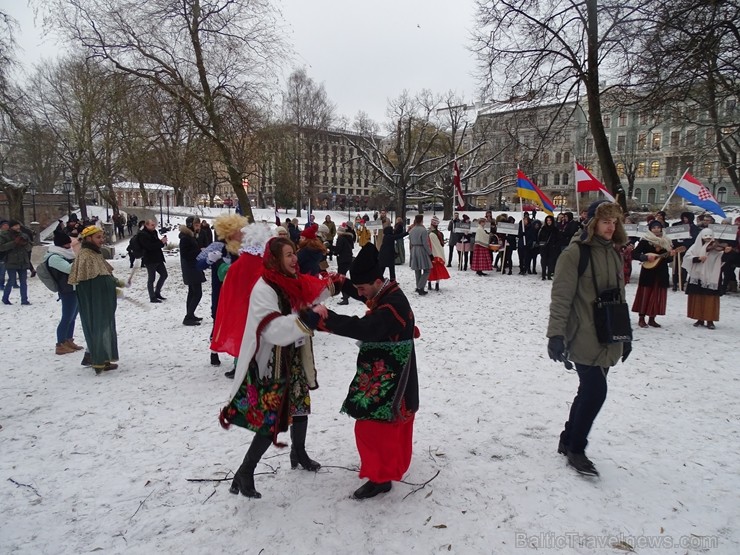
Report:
127,221,146,268
41,230,84,355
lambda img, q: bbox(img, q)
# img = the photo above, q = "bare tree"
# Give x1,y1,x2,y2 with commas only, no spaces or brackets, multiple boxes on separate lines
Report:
282,68,335,216
472,0,649,198
46,0,288,222
633,0,740,196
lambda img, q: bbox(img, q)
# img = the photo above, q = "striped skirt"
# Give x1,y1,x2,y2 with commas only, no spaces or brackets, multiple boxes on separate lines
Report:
471,244,493,271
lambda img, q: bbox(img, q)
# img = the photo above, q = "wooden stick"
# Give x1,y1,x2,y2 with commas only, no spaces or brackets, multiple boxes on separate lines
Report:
678,252,683,290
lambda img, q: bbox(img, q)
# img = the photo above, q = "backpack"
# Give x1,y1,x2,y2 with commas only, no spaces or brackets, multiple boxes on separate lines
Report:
127,233,143,259
36,257,59,293
577,243,591,277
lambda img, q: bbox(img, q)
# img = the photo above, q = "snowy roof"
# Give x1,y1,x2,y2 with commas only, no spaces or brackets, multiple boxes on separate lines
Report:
113,181,175,192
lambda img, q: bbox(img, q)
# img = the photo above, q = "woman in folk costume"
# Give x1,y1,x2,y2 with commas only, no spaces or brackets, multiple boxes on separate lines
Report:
426,215,450,291
219,237,343,498
631,219,676,328
683,227,727,330
471,218,493,276
67,226,124,373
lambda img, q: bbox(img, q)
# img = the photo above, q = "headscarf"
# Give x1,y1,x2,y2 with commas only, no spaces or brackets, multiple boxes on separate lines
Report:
261,238,327,311
642,222,673,252
80,225,102,239
682,228,723,290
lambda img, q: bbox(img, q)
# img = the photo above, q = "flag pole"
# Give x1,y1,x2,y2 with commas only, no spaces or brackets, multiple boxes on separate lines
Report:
661,167,690,212
574,158,580,215
517,164,523,214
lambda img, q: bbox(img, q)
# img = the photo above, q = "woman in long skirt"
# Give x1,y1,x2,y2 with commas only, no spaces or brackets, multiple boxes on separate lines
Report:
471,218,493,276
683,228,726,330
631,220,674,328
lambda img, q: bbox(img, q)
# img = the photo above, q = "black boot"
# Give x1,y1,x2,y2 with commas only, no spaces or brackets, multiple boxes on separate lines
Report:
435,282,439,291
210,352,221,366
353,480,392,499
289,416,321,471
566,451,599,476
230,433,273,498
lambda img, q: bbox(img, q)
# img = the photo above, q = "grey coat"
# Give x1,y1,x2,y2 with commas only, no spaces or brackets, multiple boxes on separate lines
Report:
547,235,625,368
408,226,432,271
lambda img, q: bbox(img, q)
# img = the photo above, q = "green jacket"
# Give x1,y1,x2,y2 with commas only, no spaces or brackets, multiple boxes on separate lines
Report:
0,229,32,270
547,235,625,368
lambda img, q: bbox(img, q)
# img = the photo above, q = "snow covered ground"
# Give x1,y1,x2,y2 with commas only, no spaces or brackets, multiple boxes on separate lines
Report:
1,208,738,554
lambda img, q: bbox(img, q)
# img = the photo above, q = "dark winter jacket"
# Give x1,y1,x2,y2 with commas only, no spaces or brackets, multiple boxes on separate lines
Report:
179,226,206,286
632,239,672,288
138,227,166,265
0,229,32,270
538,221,560,256
322,281,419,416
297,245,326,276
379,225,408,268
197,225,214,249
334,231,354,275
559,218,580,249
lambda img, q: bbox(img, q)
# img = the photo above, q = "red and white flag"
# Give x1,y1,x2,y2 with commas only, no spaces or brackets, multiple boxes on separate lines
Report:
453,161,465,209
575,161,615,202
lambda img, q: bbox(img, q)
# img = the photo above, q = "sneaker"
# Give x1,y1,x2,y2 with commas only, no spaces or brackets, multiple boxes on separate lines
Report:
55,342,76,355
567,452,599,476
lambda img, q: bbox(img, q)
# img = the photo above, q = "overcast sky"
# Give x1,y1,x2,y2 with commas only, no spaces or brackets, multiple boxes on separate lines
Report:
5,0,481,124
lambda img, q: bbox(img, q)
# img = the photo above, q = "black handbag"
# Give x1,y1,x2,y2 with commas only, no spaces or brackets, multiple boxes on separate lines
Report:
590,255,633,344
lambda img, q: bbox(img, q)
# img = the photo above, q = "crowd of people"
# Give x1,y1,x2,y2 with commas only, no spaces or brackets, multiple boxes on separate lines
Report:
2,201,738,497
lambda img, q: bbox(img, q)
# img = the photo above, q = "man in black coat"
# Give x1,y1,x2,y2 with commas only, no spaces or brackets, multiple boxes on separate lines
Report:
179,216,206,325
318,243,419,500
447,212,460,267
139,219,169,303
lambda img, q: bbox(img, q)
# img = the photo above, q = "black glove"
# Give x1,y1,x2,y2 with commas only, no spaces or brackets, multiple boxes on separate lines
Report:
621,341,632,363
430,254,434,261
547,336,566,363
298,309,320,330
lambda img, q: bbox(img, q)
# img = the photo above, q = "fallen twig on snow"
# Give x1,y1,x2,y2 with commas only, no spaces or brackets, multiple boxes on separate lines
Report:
400,470,440,500
8,478,41,497
129,489,156,522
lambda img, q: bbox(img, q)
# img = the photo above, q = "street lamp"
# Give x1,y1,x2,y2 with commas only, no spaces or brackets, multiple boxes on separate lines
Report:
166,193,171,223
28,182,37,222
158,191,164,225
62,178,73,216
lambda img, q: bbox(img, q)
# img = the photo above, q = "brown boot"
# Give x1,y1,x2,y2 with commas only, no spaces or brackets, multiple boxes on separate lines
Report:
638,315,648,328
65,339,84,351
55,342,76,355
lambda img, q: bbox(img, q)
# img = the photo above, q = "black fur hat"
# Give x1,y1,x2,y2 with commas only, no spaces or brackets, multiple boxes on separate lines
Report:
350,243,383,285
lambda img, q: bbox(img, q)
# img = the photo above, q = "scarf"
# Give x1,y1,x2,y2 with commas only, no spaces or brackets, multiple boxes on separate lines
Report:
681,228,723,290
261,267,327,311
67,242,113,285
642,229,673,252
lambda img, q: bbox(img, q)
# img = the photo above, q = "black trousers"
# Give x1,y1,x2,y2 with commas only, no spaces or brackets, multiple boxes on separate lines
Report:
146,262,168,300
518,246,530,272
560,364,609,454
447,242,457,265
381,261,396,281
186,282,203,318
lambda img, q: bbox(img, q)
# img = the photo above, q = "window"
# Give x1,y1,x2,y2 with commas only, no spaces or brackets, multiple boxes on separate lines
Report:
603,115,611,128
637,162,646,177
542,152,550,164
618,113,628,127
670,131,680,147
555,152,562,164
704,161,713,177
585,138,594,155
686,129,696,147
726,99,737,115
638,133,647,149
651,132,662,150
634,188,642,202
554,174,560,186
648,188,657,204
717,187,727,203
705,129,714,145
639,112,649,125
563,152,570,164
617,135,626,152
650,161,660,177
541,174,549,187
562,173,569,186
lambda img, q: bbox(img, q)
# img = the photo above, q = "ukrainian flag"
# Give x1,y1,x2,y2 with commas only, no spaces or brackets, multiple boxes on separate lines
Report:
516,169,555,216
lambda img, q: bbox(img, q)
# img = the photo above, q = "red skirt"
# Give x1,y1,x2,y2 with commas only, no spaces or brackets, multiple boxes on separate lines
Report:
428,257,450,281
471,244,492,271
631,281,667,317
355,414,415,483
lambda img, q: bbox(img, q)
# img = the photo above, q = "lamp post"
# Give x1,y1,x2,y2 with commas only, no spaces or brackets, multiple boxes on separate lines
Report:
28,182,37,222
166,193,171,223
410,173,419,212
105,196,110,222
227,194,232,214
158,191,164,224
62,178,73,216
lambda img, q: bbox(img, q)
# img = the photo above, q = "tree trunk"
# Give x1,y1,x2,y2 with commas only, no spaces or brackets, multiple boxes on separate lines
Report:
585,0,621,199
2,185,26,222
